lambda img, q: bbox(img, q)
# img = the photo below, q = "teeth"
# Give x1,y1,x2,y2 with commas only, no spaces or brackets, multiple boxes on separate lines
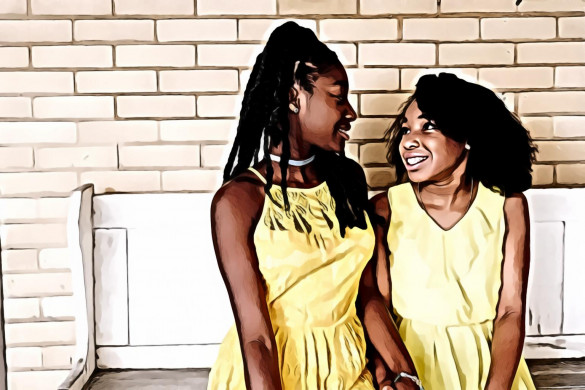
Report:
407,156,427,165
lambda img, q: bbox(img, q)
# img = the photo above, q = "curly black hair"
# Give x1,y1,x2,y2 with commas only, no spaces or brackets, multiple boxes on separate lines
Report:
386,72,537,195
224,21,373,233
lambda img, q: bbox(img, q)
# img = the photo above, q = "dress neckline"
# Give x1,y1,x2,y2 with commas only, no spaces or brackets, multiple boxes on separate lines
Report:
408,181,481,232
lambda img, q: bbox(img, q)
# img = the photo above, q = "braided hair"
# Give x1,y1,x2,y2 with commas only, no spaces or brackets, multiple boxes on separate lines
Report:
224,21,374,235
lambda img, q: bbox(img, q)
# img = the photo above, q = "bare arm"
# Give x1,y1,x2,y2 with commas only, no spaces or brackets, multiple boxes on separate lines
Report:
211,179,282,390
358,192,419,390
485,194,531,390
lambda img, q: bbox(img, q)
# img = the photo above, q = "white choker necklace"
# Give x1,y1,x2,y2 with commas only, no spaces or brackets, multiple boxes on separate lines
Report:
269,154,315,167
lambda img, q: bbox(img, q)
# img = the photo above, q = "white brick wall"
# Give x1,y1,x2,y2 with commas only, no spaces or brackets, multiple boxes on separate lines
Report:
0,2,584,388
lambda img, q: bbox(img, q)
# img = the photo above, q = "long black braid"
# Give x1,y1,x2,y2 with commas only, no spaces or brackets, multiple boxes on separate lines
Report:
224,21,378,235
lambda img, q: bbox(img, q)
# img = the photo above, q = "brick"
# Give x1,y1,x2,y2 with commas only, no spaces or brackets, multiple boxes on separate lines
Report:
34,96,114,119
320,19,397,41
360,143,387,164
6,347,42,369
32,0,111,14
554,117,585,138
162,170,221,191
351,118,392,140
76,71,156,93
116,45,195,67
36,146,117,169
201,145,227,167
75,20,154,41
518,43,585,64
8,371,71,390
0,20,71,42
37,197,69,219
347,68,399,91
532,165,554,186
519,92,585,114
365,167,396,188
41,296,75,319
3,273,71,298
2,250,38,272
197,95,240,118
0,199,37,221
361,93,411,116
556,67,585,88
360,0,437,14
280,0,355,14
32,45,112,68
481,18,556,40
0,72,73,93
1,223,67,249
441,0,516,12
0,97,31,118
536,141,585,162
403,18,479,41
117,96,195,118
160,120,235,142
78,121,158,143
119,145,200,168
328,43,357,66
198,44,262,66
439,43,513,65
501,92,515,113
0,47,28,67
518,0,585,12
238,19,316,41
42,346,75,368
479,67,553,89
80,171,160,193
197,0,276,15
559,17,585,38
0,147,33,169
5,321,75,345
114,0,194,15
4,298,40,320
0,172,77,195
401,68,478,91
0,0,26,14
157,19,236,42
557,164,585,184
160,70,238,92
38,248,69,269
0,122,76,144
360,43,435,66
522,117,553,139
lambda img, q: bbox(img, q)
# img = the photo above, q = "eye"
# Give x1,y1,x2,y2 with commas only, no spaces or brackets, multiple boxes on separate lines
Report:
400,127,410,135
423,121,438,131
330,93,345,104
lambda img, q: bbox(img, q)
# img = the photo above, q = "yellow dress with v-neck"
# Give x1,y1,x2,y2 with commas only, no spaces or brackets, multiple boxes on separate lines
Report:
207,167,376,390
387,182,535,390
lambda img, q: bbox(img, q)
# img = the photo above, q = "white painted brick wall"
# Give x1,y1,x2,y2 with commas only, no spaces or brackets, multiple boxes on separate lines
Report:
0,3,584,388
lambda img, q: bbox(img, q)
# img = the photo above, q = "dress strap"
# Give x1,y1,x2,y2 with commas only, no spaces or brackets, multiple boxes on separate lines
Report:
247,167,267,185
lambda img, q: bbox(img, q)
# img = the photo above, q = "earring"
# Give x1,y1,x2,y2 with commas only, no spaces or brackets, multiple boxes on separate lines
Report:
289,103,299,114
465,143,471,150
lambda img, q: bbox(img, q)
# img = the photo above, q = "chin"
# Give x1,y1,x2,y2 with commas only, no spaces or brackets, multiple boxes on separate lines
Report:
405,170,428,183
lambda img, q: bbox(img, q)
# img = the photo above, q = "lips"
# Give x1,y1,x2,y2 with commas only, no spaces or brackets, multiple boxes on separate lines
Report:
338,129,350,140
404,154,428,169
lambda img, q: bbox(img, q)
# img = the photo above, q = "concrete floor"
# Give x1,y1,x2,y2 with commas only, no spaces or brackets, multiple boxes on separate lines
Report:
83,360,585,389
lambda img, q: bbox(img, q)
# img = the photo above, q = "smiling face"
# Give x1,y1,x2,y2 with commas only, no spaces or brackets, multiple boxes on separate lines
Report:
399,99,468,183
295,64,356,153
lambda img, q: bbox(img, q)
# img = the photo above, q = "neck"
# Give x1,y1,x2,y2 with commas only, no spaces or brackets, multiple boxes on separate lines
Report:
418,161,472,206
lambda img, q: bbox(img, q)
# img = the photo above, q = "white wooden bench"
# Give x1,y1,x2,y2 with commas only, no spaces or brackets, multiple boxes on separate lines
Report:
59,184,585,389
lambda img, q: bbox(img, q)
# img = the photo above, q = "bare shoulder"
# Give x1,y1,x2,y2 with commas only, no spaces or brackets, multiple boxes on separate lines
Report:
211,171,265,223
370,191,390,223
504,192,529,218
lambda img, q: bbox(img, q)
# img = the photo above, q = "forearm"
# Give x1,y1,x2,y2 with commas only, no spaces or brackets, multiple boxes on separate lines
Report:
485,313,525,390
243,340,282,390
362,296,417,378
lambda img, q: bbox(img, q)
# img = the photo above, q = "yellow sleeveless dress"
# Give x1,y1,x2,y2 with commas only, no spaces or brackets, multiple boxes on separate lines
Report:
208,167,376,390
387,182,535,390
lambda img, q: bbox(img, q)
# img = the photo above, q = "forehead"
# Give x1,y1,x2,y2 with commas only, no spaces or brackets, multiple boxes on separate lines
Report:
405,100,422,118
315,65,348,87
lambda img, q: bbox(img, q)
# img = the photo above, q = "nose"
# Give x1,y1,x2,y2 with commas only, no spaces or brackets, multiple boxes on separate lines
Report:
344,100,357,122
401,133,420,150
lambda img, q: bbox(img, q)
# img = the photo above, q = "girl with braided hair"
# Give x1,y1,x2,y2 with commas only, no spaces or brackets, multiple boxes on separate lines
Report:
208,22,419,390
